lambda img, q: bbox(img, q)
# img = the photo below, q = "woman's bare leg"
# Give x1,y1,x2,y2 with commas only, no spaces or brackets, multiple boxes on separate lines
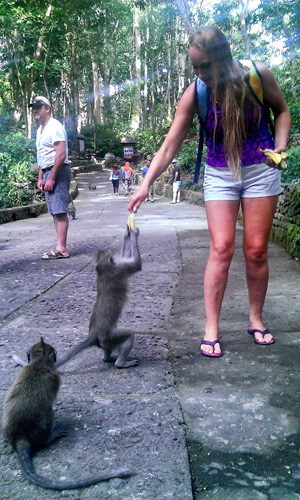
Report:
203,200,240,354
242,195,278,343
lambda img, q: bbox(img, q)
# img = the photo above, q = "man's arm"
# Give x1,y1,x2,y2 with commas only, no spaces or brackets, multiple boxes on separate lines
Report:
37,168,44,191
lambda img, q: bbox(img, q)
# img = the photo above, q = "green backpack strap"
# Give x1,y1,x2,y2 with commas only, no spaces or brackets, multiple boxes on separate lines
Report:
239,59,275,138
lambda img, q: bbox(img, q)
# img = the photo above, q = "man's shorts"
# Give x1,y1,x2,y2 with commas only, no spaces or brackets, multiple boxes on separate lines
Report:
204,163,282,202
173,180,181,193
43,164,71,215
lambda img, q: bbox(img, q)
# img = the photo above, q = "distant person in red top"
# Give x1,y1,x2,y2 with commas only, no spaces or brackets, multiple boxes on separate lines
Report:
122,162,133,196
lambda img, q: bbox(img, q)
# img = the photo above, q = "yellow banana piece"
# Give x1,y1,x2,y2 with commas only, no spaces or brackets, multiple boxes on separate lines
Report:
258,147,282,164
127,212,135,231
258,148,288,169
280,160,287,170
280,151,288,160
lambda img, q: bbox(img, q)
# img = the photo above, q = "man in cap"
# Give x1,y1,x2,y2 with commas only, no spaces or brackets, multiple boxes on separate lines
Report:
29,96,71,259
171,158,181,204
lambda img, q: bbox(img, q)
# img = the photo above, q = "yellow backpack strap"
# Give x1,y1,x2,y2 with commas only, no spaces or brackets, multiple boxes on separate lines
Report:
240,59,264,105
239,59,275,138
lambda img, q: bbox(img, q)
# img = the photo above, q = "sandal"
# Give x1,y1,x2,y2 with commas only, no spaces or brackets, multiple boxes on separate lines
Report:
42,248,70,260
248,328,274,345
200,339,223,357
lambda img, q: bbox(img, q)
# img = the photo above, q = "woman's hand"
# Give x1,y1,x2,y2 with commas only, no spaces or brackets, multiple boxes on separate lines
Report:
128,184,149,212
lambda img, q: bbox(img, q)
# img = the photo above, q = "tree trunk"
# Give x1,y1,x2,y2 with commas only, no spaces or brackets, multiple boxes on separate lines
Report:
28,3,53,139
176,24,187,101
166,34,172,121
173,0,194,36
238,0,251,58
150,56,156,148
143,25,149,128
132,5,142,130
272,0,297,100
90,51,102,126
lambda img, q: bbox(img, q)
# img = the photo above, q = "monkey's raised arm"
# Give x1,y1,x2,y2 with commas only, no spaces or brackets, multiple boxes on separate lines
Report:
115,226,142,274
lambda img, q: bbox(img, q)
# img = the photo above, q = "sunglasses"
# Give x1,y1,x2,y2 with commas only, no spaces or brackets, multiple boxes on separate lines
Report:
31,103,43,110
192,62,212,71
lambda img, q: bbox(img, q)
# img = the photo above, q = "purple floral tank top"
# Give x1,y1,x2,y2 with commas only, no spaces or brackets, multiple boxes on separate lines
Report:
205,98,274,168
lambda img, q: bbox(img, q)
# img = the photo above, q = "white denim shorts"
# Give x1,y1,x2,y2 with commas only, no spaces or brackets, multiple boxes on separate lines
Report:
204,163,282,202
173,180,181,193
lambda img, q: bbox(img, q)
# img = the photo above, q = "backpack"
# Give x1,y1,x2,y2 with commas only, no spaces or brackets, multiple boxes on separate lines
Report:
193,59,275,184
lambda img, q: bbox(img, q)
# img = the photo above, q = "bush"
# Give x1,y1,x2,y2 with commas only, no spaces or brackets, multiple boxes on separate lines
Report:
176,139,206,179
281,145,300,183
181,180,193,190
134,125,169,157
0,114,39,208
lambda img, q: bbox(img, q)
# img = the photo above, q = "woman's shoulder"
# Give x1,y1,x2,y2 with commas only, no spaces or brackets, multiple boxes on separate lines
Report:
251,61,273,77
177,81,198,115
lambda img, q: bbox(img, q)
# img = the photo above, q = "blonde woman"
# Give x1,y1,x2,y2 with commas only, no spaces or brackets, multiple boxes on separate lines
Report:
129,26,291,357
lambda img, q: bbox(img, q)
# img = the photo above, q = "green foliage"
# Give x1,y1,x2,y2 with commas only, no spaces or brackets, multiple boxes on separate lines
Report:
0,119,36,208
281,145,300,183
288,101,300,133
181,179,193,190
0,0,299,176
134,126,166,157
176,138,206,179
0,152,35,208
177,140,198,173
92,125,123,157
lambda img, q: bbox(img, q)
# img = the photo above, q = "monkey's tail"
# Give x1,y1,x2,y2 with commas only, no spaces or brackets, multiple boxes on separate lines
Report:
55,337,95,368
17,441,134,491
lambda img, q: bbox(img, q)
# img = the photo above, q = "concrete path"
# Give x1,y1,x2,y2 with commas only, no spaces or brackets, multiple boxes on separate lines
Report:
0,169,300,500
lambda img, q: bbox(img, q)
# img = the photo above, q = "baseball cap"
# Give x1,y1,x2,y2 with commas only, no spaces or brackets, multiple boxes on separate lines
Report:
172,158,178,163
28,96,51,108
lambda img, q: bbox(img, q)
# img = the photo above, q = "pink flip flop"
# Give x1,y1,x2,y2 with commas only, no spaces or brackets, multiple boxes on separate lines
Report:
248,328,274,345
200,340,223,357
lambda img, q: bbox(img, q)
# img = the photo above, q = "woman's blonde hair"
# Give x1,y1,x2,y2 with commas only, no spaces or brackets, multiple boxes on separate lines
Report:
189,26,260,180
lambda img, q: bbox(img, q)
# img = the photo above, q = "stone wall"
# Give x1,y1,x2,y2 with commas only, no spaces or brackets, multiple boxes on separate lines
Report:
0,160,102,225
270,183,300,259
0,177,78,225
288,133,300,147
134,172,205,206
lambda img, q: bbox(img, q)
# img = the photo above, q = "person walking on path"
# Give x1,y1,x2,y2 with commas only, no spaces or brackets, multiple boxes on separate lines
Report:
29,96,71,260
110,163,121,195
122,162,133,196
141,161,154,202
171,159,181,204
128,26,291,357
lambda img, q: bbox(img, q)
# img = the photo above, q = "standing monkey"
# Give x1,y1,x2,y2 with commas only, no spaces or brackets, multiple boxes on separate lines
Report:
2,338,134,490
56,225,142,369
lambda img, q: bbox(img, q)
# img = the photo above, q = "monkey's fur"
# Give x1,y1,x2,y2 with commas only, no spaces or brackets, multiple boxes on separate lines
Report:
67,199,76,219
2,338,134,490
56,226,142,369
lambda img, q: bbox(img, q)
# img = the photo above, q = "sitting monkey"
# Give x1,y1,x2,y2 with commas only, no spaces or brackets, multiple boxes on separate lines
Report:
3,338,133,490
